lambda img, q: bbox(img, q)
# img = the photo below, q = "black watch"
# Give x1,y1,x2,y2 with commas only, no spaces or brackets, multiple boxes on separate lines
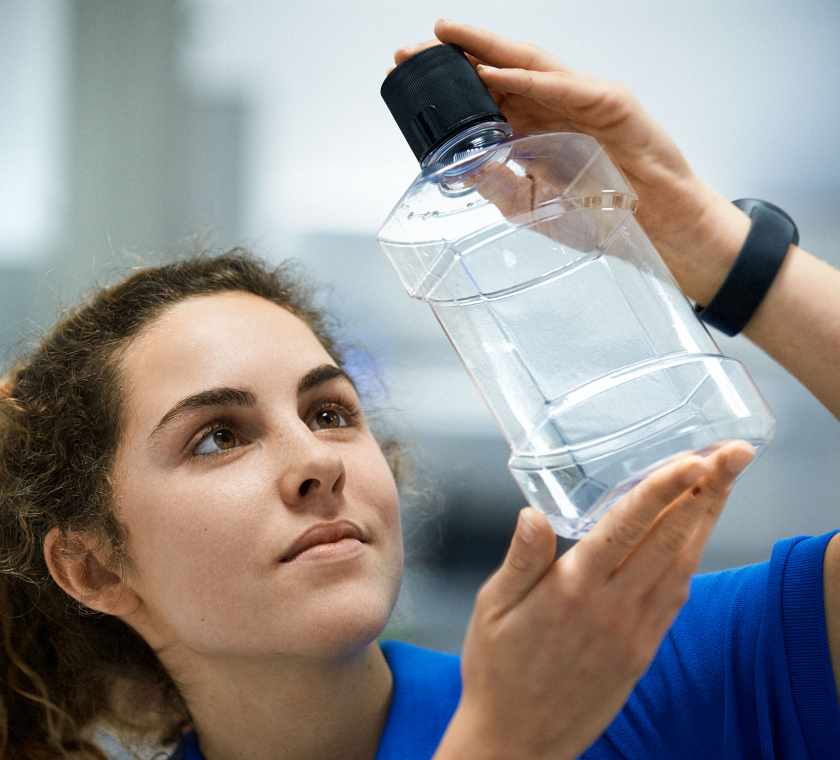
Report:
694,198,799,337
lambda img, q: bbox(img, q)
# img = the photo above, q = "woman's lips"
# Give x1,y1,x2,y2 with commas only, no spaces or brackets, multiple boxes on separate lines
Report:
280,519,366,562
286,536,365,562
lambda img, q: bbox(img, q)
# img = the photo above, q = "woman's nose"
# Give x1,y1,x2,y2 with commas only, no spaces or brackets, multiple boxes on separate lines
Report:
276,426,347,510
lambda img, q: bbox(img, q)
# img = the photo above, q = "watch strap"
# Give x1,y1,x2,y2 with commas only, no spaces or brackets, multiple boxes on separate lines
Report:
694,198,799,337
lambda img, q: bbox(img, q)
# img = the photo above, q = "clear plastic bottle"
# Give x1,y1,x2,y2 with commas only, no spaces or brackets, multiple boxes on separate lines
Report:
377,45,774,538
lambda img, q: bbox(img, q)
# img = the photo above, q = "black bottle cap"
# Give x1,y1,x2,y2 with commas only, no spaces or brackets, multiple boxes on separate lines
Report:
381,44,507,164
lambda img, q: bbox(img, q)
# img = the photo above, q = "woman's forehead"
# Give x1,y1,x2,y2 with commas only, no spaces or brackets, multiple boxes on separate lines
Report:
118,292,332,416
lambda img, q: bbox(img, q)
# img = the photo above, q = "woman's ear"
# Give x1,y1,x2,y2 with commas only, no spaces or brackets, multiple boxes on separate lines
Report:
43,526,140,617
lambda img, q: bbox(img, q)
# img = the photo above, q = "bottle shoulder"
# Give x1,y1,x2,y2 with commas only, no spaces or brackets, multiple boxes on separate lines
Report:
377,131,633,247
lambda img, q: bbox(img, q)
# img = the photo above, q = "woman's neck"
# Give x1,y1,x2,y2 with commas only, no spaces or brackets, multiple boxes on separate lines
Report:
175,641,393,760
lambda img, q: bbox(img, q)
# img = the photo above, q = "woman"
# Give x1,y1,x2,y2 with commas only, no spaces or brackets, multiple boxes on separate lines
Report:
0,249,747,760
0,20,835,760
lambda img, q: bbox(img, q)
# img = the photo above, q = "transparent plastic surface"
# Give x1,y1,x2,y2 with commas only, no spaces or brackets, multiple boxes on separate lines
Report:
378,128,774,538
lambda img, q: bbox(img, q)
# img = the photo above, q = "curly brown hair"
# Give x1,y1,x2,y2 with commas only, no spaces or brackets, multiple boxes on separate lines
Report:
0,248,410,759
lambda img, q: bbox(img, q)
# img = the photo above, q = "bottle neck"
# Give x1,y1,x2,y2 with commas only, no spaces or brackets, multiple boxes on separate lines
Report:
420,120,513,170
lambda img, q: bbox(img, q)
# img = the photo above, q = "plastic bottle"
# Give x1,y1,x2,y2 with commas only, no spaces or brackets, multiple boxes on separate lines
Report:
377,44,774,538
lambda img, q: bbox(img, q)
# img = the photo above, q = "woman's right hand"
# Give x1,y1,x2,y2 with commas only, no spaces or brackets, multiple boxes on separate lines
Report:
435,440,754,760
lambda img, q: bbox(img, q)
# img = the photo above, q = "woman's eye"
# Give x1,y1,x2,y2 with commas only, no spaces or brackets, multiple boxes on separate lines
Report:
193,426,241,457
190,402,358,458
309,403,355,431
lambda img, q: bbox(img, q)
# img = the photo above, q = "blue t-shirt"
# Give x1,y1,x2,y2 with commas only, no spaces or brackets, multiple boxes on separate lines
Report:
171,532,840,759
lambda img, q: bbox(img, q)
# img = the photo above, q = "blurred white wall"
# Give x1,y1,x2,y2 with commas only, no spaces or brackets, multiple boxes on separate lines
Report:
0,0,839,654
0,1,67,260
180,0,840,237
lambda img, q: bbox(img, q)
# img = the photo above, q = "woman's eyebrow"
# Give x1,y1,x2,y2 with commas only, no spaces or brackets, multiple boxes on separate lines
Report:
148,363,356,443
296,363,357,396
148,387,256,443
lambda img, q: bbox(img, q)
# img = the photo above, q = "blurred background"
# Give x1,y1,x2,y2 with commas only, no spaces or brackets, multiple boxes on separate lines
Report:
2,0,839,752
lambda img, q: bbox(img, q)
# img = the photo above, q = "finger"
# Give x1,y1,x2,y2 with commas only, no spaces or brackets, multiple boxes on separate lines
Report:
390,42,489,85
480,507,557,615
470,162,603,251
463,51,482,69
474,158,599,218
612,442,754,594
471,162,535,218
393,39,441,66
637,443,755,641
572,454,710,584
668,441,756,567
474,67,601,113
474,66,661,155
434,18,565,72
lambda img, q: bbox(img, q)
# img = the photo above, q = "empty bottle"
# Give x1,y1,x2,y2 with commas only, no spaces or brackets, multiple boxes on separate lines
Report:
377,44,774,538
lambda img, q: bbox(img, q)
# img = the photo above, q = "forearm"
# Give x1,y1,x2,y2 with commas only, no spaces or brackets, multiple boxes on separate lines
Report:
742,244,840,419
682,183,840,420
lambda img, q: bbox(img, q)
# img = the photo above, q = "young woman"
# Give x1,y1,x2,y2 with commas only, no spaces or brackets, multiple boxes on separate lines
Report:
0,249,748,760
0,18,836,760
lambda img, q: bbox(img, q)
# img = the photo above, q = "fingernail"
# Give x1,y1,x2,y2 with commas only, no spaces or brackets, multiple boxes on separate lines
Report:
518,508,536,543
726,444,755,477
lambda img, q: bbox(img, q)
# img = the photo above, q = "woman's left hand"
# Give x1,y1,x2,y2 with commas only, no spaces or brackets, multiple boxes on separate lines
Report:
392,20,751,308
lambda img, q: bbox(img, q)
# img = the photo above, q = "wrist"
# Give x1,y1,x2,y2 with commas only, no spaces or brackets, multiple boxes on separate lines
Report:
435,702,576,760
660,178,751,306
434,704,504,760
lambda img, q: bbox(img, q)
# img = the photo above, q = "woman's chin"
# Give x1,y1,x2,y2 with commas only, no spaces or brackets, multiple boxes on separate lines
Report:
299,590,398,657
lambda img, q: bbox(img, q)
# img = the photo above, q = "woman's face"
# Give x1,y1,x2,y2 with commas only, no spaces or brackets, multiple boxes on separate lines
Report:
111,291,403,660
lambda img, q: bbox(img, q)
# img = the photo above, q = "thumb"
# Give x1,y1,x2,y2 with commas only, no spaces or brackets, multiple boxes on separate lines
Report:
484,507,556,610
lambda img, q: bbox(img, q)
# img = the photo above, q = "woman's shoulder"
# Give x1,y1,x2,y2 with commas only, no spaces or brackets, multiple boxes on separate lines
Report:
584,531,840,759
375,639,462,760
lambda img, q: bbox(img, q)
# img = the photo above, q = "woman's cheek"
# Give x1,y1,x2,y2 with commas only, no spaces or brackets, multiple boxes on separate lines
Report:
363,442,401,527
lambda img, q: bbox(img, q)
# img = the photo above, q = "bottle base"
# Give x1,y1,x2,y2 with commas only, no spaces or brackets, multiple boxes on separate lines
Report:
507,355,774,539
510,434,767,539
